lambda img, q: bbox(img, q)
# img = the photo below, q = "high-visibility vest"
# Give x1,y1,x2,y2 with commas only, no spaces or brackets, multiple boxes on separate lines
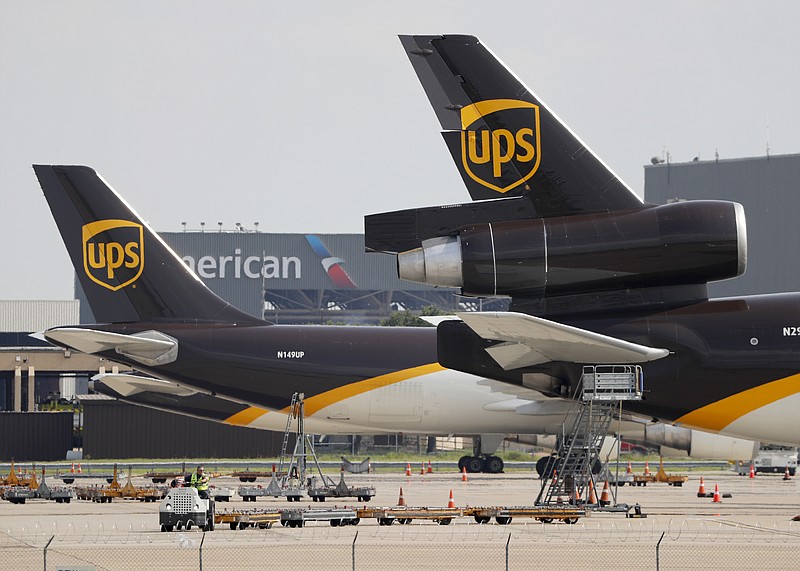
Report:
190,472,209,491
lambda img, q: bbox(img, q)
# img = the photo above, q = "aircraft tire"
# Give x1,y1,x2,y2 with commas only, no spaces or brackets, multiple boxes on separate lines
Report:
484,456,504,474
466,456,484,473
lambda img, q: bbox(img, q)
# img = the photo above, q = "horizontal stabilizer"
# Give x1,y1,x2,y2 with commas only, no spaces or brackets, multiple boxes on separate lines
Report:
420,315,460,326
458,312,668,369
44,327,178,366
92,373,198,398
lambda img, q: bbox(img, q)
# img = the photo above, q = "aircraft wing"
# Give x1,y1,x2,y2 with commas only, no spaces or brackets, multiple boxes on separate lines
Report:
458,312,669,370
41,327,178,366
92,373,199,398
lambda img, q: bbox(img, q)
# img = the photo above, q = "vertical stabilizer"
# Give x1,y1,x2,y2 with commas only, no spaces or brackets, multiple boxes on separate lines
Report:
400,34,643,216
34,165,264,325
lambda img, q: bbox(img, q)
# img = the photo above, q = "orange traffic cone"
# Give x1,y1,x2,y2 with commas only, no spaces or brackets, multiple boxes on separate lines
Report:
644,461,650,476
447,489,456,508
697,476,706,497
70,463,75,474
599,481,611,507
588,480,597,505
77,463,82,474
784,466,792,481
420,463,425,476
626,462,632,475
405,463,411,477
461,466,468,482
427,461,433,474
749,463,755,479
397,486,406,506
572,484,581,505
551,469,558,486
712,484,721,503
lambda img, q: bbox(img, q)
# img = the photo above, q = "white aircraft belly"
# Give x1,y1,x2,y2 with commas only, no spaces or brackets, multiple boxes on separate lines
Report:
307,370,551,435
717,394,800,445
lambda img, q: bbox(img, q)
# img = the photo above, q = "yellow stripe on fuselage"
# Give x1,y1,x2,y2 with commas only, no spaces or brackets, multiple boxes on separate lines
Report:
675,373,800,431
224,363,445,427
224,406,268,426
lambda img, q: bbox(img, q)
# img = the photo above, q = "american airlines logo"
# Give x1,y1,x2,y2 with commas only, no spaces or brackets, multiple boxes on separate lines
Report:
304,235,357,288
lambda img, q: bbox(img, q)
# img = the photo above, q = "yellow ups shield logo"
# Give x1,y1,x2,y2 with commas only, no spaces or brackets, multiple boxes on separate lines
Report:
82,220,144,291
459,99,541,194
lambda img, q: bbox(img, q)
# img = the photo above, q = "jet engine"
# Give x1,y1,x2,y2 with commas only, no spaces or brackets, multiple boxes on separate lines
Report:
643,423,759,460
394,200,746,297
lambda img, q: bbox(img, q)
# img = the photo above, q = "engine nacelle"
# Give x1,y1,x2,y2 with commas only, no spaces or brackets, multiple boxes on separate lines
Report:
398,201,746,297
643,424,758,461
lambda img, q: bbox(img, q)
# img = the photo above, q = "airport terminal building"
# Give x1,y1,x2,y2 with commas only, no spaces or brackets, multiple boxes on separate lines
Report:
2,152,799,459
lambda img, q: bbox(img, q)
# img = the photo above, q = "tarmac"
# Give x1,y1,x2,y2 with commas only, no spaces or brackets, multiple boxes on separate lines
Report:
3,464,800,533
5,465,800,570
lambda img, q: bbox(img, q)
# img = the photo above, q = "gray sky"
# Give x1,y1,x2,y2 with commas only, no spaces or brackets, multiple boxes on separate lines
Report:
2,1,799,300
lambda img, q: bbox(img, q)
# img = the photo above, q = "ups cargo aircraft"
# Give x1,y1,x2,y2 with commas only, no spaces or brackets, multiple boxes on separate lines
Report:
32,34,793,469
366,35,800,448
33,163,756,471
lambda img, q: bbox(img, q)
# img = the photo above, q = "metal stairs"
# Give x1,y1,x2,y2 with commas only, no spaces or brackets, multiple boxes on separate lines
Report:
536,365,643,506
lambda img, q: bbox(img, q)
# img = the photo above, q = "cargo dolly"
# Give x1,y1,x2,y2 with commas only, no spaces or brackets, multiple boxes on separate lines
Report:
464,506,586,525
307,470,375,502
280,507,360,528
35,469,74,503
216,509,281,530
357,506,462,526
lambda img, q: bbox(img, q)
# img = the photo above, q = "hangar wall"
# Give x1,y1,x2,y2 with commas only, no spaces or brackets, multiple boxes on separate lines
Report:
0,412,73,461
81,397,285,459
645,153,800,298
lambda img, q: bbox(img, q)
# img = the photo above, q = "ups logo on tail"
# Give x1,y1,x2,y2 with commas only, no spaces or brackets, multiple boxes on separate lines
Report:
82,220,144,291
459,99,541,194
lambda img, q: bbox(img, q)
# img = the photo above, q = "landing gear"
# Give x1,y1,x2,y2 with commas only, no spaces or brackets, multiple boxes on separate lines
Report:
535,455,603,478
457,455,505,474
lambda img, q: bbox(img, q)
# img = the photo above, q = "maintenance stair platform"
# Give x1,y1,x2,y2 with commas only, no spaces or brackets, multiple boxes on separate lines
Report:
537,365,643,507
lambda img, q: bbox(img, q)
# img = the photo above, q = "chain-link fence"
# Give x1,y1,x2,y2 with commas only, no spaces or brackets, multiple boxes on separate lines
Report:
3,518,800,570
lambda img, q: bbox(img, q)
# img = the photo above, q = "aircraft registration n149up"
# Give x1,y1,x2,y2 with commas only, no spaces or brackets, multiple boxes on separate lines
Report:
31,35,798,469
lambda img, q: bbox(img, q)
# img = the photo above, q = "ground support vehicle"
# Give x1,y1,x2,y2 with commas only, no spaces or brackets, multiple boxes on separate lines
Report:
159,487,215,532
736,445,798,476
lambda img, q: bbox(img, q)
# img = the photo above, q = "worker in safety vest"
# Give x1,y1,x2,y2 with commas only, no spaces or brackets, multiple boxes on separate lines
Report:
190,465,210,499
